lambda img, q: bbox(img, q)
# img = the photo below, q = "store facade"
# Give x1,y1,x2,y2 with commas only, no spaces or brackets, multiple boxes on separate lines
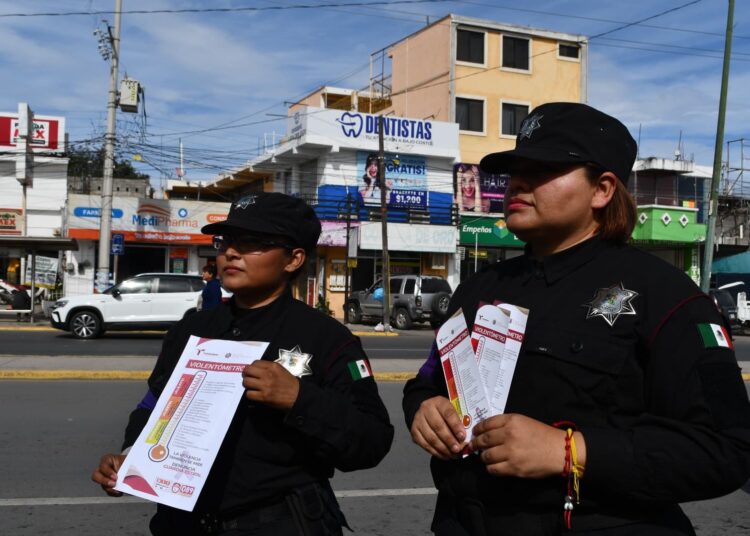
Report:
63,194,229,295
248,106,461,318
458,215,525,280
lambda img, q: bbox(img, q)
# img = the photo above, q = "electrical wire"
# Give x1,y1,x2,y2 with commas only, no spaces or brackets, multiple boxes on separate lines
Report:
0,0,451,18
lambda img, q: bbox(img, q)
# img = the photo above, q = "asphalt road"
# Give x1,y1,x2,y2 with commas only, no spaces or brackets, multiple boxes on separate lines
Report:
0,325,436,360
1,380,749,535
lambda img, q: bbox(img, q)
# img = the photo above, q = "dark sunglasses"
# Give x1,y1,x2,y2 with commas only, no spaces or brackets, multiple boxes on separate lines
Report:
212,235,295,254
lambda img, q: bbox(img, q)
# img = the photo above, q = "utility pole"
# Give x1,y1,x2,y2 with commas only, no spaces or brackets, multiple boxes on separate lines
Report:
95,0,122,293
378,115,392,330
344,192,352,324
701,0,734,292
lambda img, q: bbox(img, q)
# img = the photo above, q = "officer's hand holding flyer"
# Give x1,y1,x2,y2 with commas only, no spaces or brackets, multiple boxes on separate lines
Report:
437,304,529,443
114,335,269,511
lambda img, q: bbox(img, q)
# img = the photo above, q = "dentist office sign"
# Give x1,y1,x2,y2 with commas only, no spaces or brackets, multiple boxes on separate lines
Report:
286,107,459,159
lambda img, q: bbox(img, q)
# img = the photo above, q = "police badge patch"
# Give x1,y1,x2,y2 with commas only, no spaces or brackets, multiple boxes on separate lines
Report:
275,345,313,377
233,195,257,210
519,113,543,140
582,283,638,327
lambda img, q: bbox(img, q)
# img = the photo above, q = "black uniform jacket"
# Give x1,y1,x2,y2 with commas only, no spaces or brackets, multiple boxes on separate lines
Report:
403,236,750,529
124,291,394,516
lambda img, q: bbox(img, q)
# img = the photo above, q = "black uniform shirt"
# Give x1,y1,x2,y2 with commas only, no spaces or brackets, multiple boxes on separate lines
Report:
403,236,750,525
125,291,393,516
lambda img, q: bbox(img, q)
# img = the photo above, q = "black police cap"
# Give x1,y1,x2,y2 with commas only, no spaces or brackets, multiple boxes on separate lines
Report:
201,192,321,254
480,102,637,184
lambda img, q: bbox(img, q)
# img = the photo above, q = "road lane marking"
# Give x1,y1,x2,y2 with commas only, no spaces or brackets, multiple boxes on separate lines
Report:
0,488,438,507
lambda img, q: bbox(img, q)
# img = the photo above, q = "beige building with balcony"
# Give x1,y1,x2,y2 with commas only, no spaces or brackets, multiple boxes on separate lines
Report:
295,14,587,164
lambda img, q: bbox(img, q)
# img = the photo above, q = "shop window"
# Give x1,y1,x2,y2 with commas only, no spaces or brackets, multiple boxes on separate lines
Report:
328,260,346,292
431,253,447,270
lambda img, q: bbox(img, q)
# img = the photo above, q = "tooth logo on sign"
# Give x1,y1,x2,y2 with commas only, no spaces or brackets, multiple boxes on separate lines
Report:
337,112,364,138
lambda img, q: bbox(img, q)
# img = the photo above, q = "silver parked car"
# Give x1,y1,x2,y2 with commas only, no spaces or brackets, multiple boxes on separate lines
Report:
344,275,452,330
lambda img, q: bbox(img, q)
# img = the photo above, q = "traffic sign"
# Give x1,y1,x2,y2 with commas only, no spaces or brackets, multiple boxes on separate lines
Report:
111,233,125,255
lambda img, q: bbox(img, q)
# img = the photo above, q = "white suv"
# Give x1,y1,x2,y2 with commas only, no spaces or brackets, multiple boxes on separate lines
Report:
50,273,205,339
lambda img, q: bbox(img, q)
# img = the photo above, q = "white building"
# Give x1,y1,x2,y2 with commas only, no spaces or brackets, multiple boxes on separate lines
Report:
241,106,461,317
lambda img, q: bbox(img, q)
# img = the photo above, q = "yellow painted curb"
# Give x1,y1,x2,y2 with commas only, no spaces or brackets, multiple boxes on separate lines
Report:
0,325,55,331
0,370,415,381
350,331,399,337
375,372,416,382
0,370,150,380
743,373,750,381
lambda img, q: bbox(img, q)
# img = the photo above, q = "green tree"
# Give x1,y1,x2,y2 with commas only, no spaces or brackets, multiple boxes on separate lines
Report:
67,145,149,179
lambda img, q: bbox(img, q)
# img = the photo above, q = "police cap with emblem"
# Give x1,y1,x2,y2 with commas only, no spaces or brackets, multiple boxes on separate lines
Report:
480,102,637,184
201,192,321,253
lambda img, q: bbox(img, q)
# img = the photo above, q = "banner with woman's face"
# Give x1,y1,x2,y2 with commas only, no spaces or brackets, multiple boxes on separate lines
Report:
454,163,508,214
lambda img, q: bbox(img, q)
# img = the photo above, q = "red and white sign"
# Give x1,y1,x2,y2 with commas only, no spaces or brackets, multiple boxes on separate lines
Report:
0,208,23,235
0,113,65,153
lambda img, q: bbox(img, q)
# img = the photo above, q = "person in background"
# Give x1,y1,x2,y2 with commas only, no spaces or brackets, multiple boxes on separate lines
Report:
199,263,222,311
404,102,750,535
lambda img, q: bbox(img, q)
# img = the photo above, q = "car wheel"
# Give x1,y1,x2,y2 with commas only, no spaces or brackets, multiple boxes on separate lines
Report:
393,307,413,330
345,302,362,324
70,310,102,339
432,292,451,319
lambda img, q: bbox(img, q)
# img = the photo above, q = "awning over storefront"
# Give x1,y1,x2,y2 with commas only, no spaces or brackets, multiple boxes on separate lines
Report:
0,236,77,252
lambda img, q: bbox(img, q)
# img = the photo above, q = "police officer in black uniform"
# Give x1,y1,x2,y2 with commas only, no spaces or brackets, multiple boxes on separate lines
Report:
94,193,394,535
403,102,750,535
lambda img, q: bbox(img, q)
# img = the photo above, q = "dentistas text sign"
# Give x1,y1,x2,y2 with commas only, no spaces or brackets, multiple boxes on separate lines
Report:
288,107,459,159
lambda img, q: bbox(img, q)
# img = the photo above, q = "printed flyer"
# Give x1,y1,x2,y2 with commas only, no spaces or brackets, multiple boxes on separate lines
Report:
114,335,269,511
471,304,510,405
491,302,529,414
436,309,492,443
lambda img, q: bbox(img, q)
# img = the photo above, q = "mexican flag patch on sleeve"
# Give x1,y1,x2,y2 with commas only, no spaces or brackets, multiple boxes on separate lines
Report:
697,323,733,349
348,359,373,380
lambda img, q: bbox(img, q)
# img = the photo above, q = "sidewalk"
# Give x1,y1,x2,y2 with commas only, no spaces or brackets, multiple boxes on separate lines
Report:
0,314,747,382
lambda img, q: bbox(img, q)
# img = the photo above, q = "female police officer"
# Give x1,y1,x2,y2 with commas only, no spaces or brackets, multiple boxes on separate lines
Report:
403,102,750,535
94,193,393,535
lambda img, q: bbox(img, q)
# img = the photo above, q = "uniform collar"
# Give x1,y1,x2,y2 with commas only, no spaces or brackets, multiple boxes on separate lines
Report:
524,234,606,284
211,288,293,332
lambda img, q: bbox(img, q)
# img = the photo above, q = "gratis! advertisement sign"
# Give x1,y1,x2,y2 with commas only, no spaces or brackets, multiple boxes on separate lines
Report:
356,151,427,209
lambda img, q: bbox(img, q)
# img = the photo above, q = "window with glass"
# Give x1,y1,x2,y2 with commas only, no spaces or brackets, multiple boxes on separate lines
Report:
117,277,154,294
457,29,484,64
456,97,484,133
389,278,403,294
502,103,530,136
502,36,530,70
559,43,580,59
158,277,194,293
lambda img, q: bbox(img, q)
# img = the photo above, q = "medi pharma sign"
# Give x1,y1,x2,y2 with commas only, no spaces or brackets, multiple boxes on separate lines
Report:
287,106,459,159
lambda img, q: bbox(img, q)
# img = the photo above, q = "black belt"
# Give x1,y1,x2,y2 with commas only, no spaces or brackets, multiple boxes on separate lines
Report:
198,498,291,535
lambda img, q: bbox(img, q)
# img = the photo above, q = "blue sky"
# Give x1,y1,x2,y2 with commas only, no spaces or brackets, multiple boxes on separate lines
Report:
1,0,748,183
